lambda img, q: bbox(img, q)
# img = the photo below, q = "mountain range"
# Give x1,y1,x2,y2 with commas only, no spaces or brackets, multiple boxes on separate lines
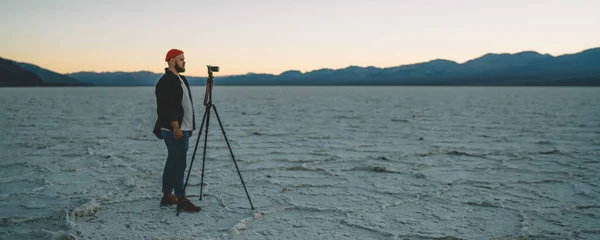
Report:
1,47,599,87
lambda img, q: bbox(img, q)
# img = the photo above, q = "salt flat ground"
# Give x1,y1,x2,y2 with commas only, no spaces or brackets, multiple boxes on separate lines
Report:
0,86,599,240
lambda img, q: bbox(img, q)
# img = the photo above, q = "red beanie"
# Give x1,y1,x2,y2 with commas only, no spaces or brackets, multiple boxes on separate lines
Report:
165,49,184,61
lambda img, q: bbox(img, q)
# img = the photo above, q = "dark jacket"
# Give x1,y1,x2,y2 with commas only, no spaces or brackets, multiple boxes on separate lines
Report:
153,68,196,139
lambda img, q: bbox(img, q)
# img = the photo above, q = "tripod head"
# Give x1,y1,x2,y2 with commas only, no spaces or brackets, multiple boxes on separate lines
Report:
203,65,218,106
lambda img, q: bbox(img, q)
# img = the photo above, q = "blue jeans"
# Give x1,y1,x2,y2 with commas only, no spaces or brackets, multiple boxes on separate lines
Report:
161,129,190,198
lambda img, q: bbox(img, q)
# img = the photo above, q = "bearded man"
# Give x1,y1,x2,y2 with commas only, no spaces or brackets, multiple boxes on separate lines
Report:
153,49,200,212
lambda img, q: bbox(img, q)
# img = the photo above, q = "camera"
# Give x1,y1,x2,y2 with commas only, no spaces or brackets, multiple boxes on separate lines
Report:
208,65,219,72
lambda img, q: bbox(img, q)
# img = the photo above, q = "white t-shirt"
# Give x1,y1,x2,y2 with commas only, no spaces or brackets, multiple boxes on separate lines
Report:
178,75,194,131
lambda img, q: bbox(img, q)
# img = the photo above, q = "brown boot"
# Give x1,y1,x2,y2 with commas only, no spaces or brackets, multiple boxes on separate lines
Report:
160,193,178,206
178,197,201,212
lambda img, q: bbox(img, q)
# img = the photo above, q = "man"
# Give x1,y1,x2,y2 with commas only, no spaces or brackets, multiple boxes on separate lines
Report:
153,49,201,212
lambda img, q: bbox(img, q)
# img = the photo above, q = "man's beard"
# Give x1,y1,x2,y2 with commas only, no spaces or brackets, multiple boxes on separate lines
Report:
175,63,185,73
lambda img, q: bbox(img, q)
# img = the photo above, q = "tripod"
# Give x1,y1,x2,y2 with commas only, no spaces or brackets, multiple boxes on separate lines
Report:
176,65,255,216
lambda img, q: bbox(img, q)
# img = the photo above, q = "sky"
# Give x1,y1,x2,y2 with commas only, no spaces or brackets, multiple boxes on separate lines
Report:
1,0,599,77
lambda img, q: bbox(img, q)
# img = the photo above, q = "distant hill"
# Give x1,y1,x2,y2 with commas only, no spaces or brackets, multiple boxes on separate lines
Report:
431,48,600,86
0,57,45,86
0,57,87,86
2,47,599,87
16,62,83,86
66,71,161,86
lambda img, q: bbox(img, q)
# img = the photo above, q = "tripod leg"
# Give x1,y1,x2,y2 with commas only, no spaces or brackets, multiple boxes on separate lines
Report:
199,104,212,201
177,105,209,216
211,104,255,210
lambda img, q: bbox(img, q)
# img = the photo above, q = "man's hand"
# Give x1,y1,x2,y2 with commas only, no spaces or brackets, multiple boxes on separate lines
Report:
174,128,183,140
171,121,183,140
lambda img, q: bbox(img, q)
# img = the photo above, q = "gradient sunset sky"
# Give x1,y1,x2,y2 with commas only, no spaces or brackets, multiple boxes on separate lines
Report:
1,0,599,76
